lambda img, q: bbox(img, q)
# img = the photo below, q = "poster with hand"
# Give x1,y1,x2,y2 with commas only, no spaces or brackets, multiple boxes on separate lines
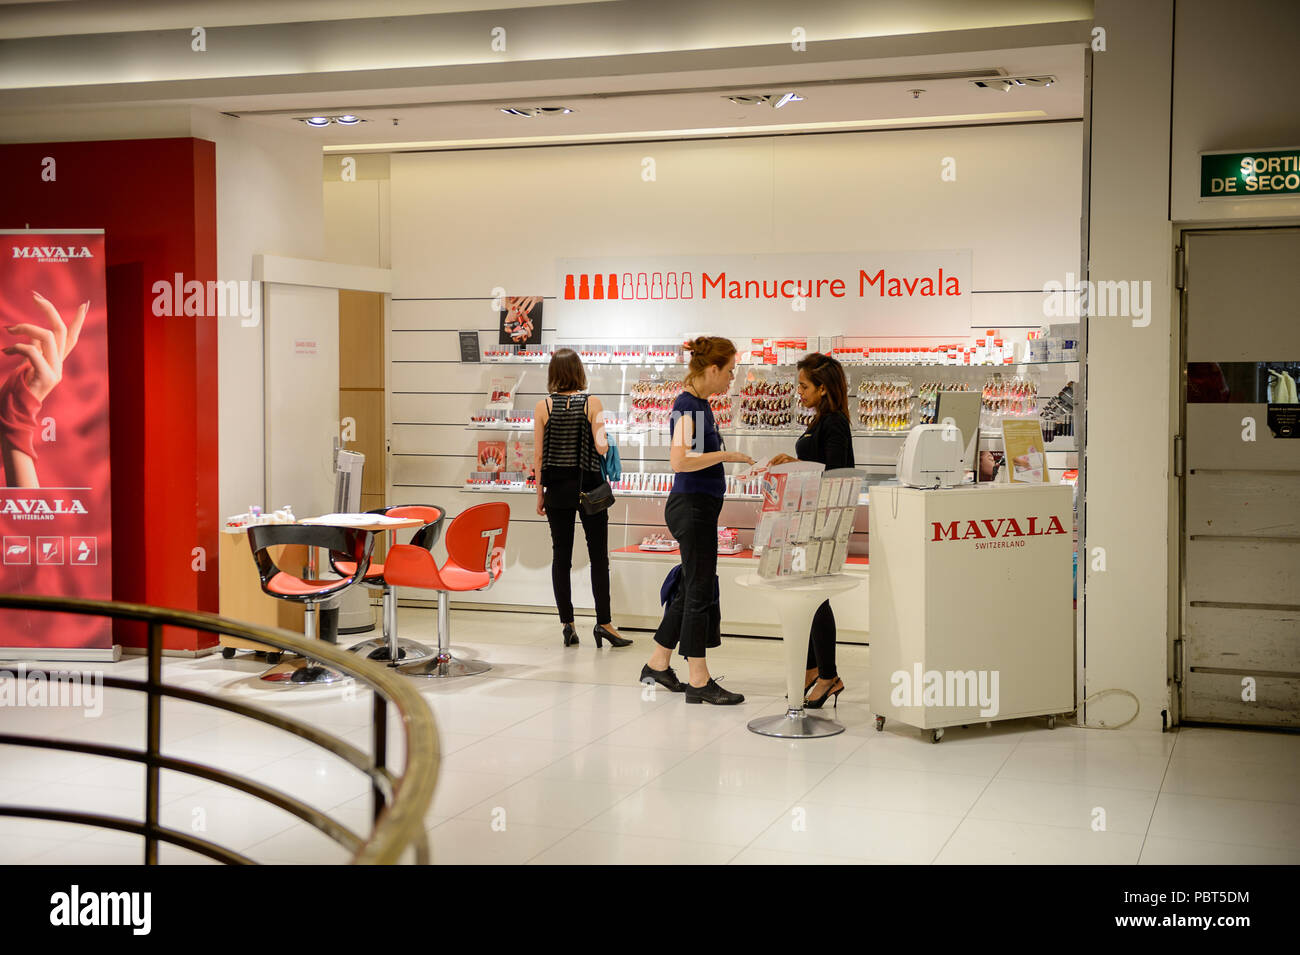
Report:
499,296,543,346
0,230,112,651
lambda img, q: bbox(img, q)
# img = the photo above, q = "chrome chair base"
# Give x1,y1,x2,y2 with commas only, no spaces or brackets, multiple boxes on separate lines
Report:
347,637,435,666
260,658,353,686
397,652,491,679
747,707,845,739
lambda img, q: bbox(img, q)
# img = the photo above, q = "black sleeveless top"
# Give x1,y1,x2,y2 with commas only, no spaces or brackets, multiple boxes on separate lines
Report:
542,394,603,508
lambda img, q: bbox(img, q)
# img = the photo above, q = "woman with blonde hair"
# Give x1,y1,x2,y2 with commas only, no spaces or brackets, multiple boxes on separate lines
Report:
640,336,753,704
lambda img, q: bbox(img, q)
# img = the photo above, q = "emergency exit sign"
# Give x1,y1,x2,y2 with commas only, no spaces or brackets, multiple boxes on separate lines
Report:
1201,148,1300,198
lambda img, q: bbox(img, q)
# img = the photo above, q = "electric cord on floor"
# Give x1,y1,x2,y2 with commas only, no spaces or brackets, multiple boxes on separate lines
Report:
1070,687,1140,730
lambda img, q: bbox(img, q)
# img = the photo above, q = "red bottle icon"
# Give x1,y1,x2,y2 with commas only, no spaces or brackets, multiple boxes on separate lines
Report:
578,274,590,300
665,272,679,299
607,273,619,299
593,274,605,299
563,274,576,300
636,273,649,299
650,272,664,299
680,272,694,299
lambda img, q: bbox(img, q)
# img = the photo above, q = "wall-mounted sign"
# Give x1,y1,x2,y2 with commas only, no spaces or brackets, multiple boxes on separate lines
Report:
458,330,481,362
1201,147,1300,199
554,251,972,339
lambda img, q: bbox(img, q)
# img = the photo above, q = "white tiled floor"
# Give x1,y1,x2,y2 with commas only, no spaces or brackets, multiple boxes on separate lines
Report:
2,606,1299,865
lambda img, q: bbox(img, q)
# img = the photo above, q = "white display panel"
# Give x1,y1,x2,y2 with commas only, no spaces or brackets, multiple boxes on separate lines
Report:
264,283,340,519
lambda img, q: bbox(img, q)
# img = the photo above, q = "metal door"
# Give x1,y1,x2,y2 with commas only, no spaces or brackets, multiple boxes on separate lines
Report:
1180,228,1300,726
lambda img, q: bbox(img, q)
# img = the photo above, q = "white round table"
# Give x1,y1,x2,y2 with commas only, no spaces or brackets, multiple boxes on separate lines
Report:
736,573,863,738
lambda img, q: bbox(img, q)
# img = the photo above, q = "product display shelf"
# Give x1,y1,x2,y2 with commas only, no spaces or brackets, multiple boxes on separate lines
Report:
479,357,1080,369
462,482,872,506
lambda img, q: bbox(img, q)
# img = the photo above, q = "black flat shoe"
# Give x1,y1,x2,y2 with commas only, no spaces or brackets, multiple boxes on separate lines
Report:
562,623,579,647
685,679,744,706
640,663,686,692
804,678,844,710
593,624,632,648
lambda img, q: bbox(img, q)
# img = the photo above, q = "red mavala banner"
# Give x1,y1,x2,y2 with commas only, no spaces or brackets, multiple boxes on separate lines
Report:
0,231,112,650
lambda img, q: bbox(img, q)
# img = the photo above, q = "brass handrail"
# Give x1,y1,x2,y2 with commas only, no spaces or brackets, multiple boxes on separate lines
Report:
0,594,438,865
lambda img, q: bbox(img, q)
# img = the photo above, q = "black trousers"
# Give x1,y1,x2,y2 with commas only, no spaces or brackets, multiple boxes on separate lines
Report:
545,504,611,625
654,493,724,658
807,601,838,680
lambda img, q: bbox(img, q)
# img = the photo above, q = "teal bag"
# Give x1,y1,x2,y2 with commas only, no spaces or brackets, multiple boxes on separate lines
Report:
602,440,622,483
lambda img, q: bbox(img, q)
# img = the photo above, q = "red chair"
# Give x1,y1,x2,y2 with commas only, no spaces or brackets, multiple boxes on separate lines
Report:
330,504,445,666
247,524,374,685
386,502,510,678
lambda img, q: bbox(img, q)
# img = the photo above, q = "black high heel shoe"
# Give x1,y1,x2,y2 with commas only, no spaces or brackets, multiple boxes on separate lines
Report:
593,624,632,648
804,677,844,710
562,623,579,647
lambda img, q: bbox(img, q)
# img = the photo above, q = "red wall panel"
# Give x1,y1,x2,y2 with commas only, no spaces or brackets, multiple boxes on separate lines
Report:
0,138,220,651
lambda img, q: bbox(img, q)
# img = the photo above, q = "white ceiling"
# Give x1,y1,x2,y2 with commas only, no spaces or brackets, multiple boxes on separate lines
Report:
0,0,1091,149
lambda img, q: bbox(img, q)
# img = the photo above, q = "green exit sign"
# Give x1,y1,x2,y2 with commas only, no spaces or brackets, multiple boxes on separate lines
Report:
1201,148,1300,199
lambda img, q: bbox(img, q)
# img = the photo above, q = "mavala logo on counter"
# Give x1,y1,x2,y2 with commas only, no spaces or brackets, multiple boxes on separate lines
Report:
931,515,1066,542
11,245,94,263
1,496,88,520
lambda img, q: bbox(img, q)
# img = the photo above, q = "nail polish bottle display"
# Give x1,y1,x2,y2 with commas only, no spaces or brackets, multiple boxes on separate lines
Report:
636,273,649,299
578,274,590,299
650,272,664,299
622,273,634,299
563,274,576,300
680,272,694,299
593,274,605,299
665,272,679,299
607,273,619,299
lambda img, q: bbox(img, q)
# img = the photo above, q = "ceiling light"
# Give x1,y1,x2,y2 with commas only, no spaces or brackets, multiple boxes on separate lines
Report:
298,115,367,127
972,76,1055,92
772,92,804,109
498,106,575,117
726,95,771,106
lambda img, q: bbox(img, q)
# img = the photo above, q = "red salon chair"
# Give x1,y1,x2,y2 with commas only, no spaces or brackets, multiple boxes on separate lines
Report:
387,502,510,679
247,524,374,685
331,504,445,666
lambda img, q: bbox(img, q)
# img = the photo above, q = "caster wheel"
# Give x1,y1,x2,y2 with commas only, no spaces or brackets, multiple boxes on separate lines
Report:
1047,716,1057,730
221,646,236,660
929,728,944,744
265,652,282,665
874,716,885,732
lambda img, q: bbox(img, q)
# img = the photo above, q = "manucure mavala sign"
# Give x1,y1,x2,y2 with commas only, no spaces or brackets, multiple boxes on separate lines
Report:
554,251,972,340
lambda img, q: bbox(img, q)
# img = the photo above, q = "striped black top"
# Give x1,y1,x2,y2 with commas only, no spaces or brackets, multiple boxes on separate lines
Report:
542,393,602,472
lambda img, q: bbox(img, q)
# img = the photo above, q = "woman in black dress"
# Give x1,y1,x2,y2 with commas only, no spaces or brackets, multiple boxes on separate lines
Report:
769,352,854,708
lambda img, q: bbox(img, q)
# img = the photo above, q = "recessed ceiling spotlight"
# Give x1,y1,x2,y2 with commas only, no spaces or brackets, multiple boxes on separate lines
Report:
772,92,804,109
498,106,575,117
972,76,1055,92
298,115,367,126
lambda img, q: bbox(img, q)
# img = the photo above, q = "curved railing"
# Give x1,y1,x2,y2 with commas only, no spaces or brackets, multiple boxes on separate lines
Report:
0,594,438,865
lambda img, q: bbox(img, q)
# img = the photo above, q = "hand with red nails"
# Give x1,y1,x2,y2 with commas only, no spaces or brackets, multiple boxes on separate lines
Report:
1,291,88,487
